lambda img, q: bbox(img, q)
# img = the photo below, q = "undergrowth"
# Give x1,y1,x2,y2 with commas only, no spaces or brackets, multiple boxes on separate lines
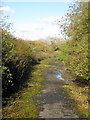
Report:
2,58,53,118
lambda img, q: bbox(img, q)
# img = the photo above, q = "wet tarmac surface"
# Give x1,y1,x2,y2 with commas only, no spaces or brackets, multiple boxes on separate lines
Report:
34,60,81,119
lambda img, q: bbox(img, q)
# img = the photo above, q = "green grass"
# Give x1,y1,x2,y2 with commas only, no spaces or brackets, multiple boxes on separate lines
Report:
62,83,89,118
2,58,52,118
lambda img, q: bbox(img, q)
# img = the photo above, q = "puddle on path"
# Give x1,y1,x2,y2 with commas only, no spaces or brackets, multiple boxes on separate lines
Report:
34,60,80,118
55,73,65,80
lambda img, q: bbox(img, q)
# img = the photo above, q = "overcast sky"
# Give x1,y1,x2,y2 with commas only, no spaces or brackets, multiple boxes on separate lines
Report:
0,1,71,40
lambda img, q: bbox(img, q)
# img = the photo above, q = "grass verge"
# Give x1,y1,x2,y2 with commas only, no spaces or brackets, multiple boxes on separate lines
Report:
62,82,89,118
2,58,52,118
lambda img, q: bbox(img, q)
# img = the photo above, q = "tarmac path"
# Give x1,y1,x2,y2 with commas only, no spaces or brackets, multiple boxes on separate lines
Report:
35,59,80,119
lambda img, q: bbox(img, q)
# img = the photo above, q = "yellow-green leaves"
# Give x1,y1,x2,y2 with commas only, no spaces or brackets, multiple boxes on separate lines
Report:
57,2,89,84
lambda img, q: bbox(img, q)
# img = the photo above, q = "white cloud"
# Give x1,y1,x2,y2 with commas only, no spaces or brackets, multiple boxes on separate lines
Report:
0,6,15,14
41,16,62,23
13,16,64,41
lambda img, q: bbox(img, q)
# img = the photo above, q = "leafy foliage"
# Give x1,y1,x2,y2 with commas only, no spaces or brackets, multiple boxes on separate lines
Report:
1,21,54,105
57,2,89,84
2,31,36,99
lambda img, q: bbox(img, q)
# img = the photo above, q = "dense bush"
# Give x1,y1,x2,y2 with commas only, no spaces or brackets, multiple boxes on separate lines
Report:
2,30,37,102
2,25,54,105
57,2,89,84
